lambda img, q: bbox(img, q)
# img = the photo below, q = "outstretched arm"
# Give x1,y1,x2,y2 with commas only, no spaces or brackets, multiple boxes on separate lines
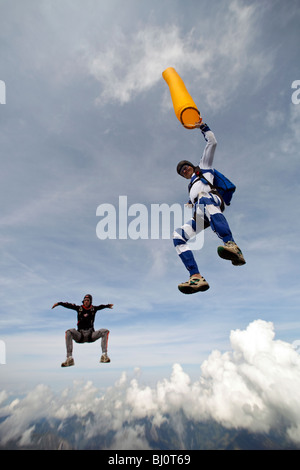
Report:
94,304,114,311
51,302,78,310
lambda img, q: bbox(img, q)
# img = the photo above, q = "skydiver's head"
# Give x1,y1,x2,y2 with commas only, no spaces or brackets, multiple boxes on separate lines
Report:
82,294,92,307
177,160,195,179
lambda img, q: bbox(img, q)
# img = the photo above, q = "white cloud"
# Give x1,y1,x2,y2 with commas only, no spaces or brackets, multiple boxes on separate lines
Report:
86,1,273,112
88,24,199,105
1,320,300,448
109,425,151,451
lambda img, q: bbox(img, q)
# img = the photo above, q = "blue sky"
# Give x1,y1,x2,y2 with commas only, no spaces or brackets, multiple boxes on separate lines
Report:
0,0,300,448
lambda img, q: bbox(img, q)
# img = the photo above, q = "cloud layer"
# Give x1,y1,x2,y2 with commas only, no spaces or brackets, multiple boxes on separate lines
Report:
1,320,300,449
87,1,273,110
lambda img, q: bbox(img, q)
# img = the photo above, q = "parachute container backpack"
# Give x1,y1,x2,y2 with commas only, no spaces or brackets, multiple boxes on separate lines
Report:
191,166,237,207
162,67,201,129
213,169,236,206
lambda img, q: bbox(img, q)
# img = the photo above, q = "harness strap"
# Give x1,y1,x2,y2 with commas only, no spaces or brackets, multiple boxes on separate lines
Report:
189,168,225,212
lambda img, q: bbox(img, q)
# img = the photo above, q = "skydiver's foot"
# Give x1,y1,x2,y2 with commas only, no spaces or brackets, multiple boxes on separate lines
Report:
178,275,210,294
217,241,246,266
100,354,110,363
61,357,74,367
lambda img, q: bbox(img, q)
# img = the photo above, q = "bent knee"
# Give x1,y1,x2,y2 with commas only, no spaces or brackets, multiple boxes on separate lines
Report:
173,229,180,239
173,228,186,241
65,329,74,338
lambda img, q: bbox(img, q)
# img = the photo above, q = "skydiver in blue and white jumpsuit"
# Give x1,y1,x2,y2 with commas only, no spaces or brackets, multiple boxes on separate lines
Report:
173,121,245,294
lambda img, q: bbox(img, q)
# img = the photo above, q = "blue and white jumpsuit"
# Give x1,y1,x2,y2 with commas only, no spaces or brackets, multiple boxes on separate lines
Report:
173,124,235,276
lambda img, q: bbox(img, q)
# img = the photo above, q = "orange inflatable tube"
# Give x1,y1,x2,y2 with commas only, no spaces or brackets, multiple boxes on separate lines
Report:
162,67,202,129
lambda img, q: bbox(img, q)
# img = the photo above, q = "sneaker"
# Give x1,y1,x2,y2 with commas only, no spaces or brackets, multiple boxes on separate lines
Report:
61,357,75,367
217,241,246,266
100,354,111,363
178,276,210,294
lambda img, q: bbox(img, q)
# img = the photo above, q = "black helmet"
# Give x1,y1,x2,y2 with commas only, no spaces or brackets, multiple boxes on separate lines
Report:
83,294,93,304
176,160,195,175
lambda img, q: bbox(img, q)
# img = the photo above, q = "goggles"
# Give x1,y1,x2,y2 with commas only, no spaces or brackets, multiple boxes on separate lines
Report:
180,164,192,176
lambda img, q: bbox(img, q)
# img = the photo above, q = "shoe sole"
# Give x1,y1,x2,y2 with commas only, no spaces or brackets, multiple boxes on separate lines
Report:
178,283,210,294
100,357,111,363
217,246,246,265
232,259,246,266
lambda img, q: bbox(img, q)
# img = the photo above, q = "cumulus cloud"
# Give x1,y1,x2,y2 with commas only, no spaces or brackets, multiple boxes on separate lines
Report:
87,24,198,105
87,0,273,111
0,320,299,449
123,321,300,441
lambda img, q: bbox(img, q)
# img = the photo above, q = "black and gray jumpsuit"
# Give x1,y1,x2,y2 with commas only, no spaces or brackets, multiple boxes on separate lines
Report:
57,302,110,357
